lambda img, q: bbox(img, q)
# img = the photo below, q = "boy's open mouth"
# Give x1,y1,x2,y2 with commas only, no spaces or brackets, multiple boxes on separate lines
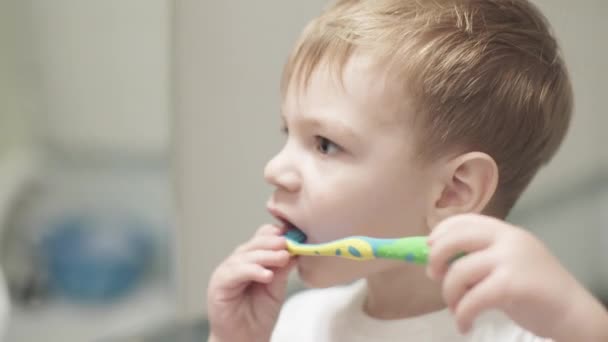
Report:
277,216,300,232
267,207,304,235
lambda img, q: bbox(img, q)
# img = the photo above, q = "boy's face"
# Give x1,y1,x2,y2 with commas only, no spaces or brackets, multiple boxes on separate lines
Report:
265,55,436,287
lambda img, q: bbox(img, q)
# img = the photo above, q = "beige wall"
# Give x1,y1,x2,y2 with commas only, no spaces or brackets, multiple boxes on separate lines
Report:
1,0,171,157
174,0,608,319
0,0,33,157
28,0,171,156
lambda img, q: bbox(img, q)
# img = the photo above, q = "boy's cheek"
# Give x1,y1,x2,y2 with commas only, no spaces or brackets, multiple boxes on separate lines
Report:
425,266,437,280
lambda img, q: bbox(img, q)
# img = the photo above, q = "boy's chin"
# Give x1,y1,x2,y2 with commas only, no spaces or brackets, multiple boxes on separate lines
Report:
295,256,364,288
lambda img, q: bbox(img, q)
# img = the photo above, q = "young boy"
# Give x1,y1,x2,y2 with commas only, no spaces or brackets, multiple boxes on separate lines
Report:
207,0,608,341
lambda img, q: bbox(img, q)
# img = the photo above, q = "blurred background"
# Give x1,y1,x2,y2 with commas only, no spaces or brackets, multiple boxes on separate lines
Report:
0,0,606,341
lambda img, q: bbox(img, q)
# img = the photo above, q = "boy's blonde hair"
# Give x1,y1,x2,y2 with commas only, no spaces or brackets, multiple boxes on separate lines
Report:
282,0,573,216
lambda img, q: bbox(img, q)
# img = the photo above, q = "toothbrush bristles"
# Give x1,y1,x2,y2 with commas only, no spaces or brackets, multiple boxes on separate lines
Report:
284,228,307,243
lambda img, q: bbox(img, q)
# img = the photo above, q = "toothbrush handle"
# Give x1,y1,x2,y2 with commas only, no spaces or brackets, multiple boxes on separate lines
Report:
366,236,429,264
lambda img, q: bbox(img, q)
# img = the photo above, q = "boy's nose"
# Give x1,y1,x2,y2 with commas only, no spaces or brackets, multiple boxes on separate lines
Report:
264,148,301,193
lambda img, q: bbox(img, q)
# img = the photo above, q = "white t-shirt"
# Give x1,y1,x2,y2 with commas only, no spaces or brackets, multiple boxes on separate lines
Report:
272,281,551,342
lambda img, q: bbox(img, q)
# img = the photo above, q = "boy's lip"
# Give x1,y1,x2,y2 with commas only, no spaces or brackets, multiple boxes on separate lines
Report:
266,205,301,232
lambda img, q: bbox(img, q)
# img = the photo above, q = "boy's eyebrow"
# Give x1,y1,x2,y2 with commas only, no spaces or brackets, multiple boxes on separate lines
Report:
282,112,360,142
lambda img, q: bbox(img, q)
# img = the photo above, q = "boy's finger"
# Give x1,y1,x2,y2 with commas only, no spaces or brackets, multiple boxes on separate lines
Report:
453,272,504,334
237,235,287,253
428,214,478,242
255,224,284,237
429,214,501,243
428,226,495,279
240,250,291,268
214,263,274,298
442,251,494,311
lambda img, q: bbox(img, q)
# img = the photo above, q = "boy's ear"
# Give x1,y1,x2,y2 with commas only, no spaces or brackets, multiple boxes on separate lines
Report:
426,152,499,229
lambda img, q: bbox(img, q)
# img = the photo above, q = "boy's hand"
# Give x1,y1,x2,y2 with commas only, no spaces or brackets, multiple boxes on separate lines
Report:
207,224,296,342
427,214,608,341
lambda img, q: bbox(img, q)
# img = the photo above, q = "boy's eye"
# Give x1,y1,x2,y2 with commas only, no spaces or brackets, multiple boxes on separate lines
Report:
315,136,340,155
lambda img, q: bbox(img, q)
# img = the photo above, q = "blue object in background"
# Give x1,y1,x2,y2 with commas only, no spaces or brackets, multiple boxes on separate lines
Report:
41,211,155,302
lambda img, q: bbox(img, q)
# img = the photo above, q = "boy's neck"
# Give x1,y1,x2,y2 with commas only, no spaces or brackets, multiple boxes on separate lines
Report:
363,264,445,320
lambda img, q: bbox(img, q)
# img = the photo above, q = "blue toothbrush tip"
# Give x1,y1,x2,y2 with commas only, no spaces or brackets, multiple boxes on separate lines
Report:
284,228,307,243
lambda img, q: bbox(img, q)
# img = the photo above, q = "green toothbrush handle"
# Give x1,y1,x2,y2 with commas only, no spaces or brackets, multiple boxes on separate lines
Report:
366,236,429,264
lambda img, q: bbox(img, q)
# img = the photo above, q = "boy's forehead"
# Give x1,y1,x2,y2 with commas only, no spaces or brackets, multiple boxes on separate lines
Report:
282,54,411,127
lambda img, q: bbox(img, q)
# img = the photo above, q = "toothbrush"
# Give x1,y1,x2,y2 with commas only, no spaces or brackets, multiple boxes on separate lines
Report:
284,228,430,265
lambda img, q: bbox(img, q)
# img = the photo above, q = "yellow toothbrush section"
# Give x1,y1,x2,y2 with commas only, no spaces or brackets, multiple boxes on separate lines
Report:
286,237,377,261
